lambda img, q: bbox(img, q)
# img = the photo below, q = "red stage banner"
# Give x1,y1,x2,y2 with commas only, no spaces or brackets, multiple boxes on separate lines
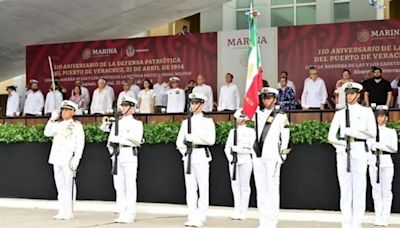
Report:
26,33,217,95
278,20,400,99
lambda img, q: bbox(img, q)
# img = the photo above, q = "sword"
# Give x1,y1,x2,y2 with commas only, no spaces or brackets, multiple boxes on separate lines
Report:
48,56,57,112
69,152,77,213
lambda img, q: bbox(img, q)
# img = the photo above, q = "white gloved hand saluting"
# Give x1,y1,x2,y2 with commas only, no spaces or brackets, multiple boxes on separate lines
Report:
50,111,59,121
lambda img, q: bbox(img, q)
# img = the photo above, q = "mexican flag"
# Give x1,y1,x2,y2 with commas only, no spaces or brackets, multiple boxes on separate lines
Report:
242,5,263,119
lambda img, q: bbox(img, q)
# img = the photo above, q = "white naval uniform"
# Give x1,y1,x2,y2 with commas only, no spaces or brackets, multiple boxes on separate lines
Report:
176,113,216,225
367,125,397,226
44,90,63,114
6,91,20,117
328,103,376,228
44,118,85,218
90,88,113,114
224,125,255,218
253,108,290,228
166,88,185,113
103,115,143,223
23,90,44,115
193,84,214,112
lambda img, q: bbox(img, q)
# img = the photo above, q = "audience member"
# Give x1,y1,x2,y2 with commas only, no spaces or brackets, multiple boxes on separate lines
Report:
44,86,63,115
217,73,240,111
192,74,213,112
71,80,90,110
117,81,135,108
334,69,353,109
91,78,113,114
6,85,20,117
69,86,85,115
137,79,155,113
301,67,328,110
363,67,392,107
129,77,140,99
277,71,296,95
177,25,190,35
153,75,169,113
23,79,44,116
166,77,185,113
277,77,296,111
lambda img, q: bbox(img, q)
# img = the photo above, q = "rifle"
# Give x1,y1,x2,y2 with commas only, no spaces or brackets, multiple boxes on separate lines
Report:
110,106,120,175
185,101,193,175
231,122,238,181
345,99,351,173
374,108,381,184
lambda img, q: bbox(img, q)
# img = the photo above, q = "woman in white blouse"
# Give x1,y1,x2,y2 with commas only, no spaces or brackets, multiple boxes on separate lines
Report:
137,79,155,113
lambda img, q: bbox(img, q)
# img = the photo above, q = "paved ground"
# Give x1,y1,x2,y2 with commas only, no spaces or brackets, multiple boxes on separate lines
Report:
0,207,392,228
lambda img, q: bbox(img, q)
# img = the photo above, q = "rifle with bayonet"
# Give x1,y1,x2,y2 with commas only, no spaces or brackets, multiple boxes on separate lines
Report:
185,102,193,175
345,99,351,173
110,106,120,175
231,122,238,180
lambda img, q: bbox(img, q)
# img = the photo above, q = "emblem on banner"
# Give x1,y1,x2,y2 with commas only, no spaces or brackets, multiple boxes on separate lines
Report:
82,48,92,60
126,45,135,57
357,29,370,43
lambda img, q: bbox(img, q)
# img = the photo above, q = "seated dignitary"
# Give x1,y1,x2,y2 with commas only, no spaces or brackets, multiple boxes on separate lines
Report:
368,105,398,226
224,108,255,220
100,96,143,224
176,93,216,227
44,100,85,220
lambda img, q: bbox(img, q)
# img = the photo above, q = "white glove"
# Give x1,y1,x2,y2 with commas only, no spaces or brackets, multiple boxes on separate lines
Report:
217,106,222,111
50,111,59,121
373,142,385,151
109,137,120,144
185,133,194,142
231,145,241,153
70,157,80,171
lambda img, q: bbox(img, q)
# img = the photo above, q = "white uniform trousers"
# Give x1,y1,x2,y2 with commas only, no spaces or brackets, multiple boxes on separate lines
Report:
53,165,76,217
113,161,138,221
253,158,281,228
229,161,253,216
336,149,368,228
184,161,209,224
368,164,394,225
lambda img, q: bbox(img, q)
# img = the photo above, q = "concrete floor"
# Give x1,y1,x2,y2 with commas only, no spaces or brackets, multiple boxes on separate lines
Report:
0,207,390,228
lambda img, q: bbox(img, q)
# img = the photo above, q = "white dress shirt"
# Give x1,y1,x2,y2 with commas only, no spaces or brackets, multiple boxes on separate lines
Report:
130,84,140,100
105,85,115,102
117,90,136,107
153,82,169,107
166,88,186,113
193,84,214,112
6,91,20,117
44,90,63,114
23,90,44,115
91,88,113,114
277,80,296,95
301,77,328,108
218,83,240,111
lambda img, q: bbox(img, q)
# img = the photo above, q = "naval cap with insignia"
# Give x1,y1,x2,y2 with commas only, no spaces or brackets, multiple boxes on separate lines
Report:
343,82,363,93
121,96,137,106
169,76,180,82
376,105,389,116
260,87,279,98
233,108,249,120
61,100,78,111
188,92,207,103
